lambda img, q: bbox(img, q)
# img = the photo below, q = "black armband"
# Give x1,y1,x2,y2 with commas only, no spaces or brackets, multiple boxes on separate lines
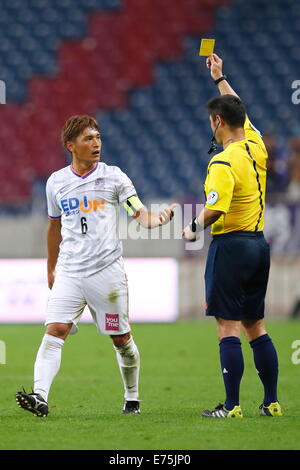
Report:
189,216,204,233
189,217,198,233
214,75,227,85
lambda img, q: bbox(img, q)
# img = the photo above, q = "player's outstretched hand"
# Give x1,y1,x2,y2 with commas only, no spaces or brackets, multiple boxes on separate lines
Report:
206,53,223,81
182,224,197,242
159,203,177,226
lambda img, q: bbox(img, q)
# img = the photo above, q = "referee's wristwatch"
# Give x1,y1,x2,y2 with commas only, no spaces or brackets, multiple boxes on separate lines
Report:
214,75,227,85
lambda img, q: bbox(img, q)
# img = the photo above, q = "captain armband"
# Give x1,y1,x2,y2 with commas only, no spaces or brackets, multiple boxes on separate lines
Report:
122,195,144,217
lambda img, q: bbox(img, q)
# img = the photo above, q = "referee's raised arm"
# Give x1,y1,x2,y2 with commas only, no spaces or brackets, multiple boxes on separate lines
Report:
206,53,239,98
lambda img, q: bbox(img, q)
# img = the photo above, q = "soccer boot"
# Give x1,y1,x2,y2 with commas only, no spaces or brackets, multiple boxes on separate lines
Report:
259,402,282,417
122,400,140,414
202,403,243,418
16,390,48,417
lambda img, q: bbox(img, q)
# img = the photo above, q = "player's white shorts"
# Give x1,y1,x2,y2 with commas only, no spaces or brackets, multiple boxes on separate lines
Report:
45,257,130,335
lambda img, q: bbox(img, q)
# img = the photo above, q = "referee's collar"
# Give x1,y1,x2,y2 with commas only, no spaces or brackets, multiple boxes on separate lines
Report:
223,138,247,150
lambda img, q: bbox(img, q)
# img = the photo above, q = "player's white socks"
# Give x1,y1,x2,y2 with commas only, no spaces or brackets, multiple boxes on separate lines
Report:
114,337,140,401
33,334,64,402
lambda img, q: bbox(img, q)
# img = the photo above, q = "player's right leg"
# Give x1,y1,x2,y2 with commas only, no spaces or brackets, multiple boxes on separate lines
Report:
33,323,72,400
16,273,86,417
16,323,72,417
242,318,282,417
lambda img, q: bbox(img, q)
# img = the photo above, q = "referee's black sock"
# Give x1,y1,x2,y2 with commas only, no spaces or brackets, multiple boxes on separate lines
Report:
219,336,244,410
250,334,279,406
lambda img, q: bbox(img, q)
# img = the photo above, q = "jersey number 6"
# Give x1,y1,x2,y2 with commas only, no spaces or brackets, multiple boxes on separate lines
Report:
81,217,88,234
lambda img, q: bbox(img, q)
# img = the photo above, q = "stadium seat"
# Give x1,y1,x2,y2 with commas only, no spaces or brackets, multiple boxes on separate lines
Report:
0,0,299,206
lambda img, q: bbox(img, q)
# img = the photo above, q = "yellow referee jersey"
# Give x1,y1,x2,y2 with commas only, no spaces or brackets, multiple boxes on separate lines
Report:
204,116,268,235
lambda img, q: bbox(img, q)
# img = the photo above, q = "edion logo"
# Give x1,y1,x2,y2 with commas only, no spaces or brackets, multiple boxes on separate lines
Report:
61,196,105,213
105,314,120,331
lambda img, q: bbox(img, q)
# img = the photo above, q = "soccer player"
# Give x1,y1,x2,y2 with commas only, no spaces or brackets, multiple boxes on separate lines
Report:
183,54,282,418
16,115,176,417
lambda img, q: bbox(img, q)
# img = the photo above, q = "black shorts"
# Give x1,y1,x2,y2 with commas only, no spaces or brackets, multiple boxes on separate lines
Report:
205,231,270,321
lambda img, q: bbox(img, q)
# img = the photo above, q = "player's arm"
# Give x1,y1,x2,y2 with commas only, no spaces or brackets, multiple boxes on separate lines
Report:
135,205,176,228
122,195,176,228
206,53,239,98
47,218,62,289
182,207,222,241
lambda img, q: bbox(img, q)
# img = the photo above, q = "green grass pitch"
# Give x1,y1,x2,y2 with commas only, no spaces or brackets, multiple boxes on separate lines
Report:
0,320,299,450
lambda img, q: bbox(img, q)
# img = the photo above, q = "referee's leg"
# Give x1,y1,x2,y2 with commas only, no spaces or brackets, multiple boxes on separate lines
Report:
204,237,245,414
215,318,244,411
242,319,280,409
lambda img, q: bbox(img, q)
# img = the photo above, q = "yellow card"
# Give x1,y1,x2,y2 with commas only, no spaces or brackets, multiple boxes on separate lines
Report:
199,39,215,56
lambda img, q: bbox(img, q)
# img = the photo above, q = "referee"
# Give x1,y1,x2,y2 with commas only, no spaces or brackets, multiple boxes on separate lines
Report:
183,53,282,418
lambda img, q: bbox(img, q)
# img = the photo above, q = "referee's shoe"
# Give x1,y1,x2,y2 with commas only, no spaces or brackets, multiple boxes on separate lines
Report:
16,389,48,417
202,403,243,418
259,402,282,417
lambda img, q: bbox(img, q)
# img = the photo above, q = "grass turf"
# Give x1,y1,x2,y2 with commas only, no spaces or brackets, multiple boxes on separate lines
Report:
0,320,299,450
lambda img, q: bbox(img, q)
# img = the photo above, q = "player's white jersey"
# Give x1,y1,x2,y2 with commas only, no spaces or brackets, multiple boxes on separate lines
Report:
46,162,137,277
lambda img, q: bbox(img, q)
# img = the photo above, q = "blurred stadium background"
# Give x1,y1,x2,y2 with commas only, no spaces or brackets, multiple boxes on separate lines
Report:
0,0,300,324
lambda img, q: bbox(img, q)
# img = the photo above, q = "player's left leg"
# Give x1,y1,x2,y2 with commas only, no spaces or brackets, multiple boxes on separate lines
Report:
84,258,140,414
111,332,140,414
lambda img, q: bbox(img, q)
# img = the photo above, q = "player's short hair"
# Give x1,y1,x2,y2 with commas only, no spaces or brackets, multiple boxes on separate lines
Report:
206,94,246,129
61,115,100,149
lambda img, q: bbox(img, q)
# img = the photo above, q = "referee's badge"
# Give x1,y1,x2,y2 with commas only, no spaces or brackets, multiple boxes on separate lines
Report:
206,190,219,205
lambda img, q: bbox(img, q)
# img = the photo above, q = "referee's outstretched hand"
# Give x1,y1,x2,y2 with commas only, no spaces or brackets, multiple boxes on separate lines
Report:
182,224,197,242
206,53,223,81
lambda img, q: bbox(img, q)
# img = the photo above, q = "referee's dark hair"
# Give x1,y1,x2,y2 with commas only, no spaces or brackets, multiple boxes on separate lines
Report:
207,94,246,129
